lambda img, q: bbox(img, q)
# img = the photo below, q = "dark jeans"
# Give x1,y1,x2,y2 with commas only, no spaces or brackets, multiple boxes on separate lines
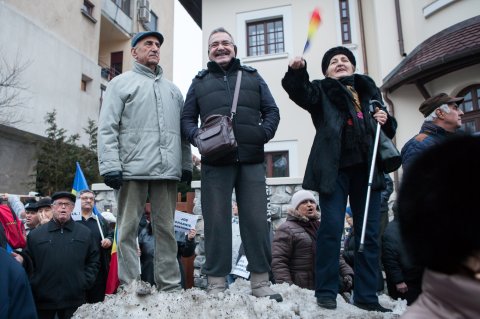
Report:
315,165,381,304
201,163,271,276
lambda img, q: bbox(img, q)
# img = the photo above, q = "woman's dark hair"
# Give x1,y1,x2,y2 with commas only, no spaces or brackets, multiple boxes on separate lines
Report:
397,135,480,274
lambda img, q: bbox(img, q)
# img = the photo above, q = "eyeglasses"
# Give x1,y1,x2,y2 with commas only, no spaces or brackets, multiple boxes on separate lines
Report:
208,40,233,49
53,202,74,208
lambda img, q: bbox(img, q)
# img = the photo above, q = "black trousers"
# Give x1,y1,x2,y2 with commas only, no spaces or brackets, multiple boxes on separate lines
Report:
201,163,272,276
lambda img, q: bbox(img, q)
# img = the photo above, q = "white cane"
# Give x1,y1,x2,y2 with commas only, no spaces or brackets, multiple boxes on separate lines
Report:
358,100,383,253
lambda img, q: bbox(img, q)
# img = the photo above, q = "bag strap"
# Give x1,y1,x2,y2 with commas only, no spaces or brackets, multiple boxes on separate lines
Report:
230,70,242,118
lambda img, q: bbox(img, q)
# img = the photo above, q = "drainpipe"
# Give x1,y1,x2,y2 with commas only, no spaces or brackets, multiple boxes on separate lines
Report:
394,0,406,57
357,0,368,74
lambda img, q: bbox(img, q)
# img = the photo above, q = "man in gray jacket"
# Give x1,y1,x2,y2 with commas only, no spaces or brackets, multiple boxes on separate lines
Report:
98,31,192,294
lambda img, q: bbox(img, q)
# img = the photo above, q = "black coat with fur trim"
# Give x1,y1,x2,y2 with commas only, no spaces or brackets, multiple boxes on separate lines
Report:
281,65,397,195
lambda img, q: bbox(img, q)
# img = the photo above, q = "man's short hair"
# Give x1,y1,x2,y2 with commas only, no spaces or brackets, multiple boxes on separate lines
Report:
208,27,235,43
79,189,95,197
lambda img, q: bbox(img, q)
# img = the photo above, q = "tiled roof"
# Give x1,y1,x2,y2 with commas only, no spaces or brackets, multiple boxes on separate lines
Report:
382,15,480,92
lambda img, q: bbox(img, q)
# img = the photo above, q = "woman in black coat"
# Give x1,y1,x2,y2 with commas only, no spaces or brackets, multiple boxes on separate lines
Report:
282,46,397,312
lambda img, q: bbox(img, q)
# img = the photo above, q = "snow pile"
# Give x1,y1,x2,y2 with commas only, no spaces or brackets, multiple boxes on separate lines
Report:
73,279,406,319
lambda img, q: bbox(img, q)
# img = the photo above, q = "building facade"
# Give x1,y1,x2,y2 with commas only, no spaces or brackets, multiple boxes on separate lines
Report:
0,0,176,193
183,0,479,187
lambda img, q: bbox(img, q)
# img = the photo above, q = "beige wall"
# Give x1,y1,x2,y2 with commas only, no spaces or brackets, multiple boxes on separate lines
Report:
5,0,101,61
0,2,101,144
0,0,177,145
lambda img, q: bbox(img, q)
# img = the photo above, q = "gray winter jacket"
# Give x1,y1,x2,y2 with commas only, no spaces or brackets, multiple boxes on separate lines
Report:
98,62,192,179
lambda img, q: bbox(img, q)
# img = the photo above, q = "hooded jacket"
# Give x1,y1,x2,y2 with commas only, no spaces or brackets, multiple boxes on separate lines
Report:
98,61,192,179
272,208,353,290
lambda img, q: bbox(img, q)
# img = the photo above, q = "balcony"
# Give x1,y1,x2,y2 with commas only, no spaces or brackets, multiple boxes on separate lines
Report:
101,0,133,36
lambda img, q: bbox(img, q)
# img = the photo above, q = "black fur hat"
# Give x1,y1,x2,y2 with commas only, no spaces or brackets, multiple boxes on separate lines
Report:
321,46,356,75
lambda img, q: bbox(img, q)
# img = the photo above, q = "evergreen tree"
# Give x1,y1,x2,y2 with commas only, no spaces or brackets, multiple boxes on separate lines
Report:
79,118,101,184
35,110,101,195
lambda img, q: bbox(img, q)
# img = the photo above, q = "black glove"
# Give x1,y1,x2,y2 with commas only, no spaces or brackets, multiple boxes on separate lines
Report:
103,171,123,190
180,170,192,185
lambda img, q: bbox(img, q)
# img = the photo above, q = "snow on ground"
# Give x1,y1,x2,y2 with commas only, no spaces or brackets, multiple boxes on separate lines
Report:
73,279,407,319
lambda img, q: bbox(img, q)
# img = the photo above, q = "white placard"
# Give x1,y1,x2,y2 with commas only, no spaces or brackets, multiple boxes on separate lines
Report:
230,255,250,279
174,210,199,233
71,199,82,221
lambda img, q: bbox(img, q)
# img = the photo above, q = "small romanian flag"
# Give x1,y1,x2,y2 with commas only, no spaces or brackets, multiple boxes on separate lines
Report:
303,8,322,54
105,226,119,294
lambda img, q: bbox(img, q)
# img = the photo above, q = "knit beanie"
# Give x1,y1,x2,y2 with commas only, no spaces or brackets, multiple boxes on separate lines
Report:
321,46,356,75
291,190,317,210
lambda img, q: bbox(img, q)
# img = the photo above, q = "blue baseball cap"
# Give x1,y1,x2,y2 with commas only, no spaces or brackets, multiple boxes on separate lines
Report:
131,31,164,47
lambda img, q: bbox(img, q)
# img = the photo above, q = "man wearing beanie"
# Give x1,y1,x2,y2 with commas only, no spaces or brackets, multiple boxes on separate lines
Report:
281,47,396,312
272,190,354,293
401,92,464,174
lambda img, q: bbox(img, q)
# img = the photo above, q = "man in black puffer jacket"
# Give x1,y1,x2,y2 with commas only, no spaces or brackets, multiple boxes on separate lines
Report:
181,27,281,302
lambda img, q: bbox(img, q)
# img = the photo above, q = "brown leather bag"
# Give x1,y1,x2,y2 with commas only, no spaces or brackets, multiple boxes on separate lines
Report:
195,71,242,160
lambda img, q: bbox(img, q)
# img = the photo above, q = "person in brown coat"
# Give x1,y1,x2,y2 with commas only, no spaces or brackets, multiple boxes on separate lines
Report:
272,190,354,292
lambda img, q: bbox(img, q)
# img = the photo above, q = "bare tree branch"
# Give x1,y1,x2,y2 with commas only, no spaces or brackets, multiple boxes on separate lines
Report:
0,52,31,126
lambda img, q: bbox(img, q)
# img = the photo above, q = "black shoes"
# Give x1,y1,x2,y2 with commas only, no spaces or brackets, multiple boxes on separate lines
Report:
317,297,337,310
353,301,392,313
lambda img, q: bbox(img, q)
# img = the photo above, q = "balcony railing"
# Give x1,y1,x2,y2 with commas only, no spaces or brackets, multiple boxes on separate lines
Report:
111,0,131,17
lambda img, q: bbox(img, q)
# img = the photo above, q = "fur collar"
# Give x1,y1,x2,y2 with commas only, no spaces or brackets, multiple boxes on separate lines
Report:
287,207,320,222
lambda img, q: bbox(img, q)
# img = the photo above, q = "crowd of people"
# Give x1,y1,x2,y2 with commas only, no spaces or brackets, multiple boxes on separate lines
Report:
1,26,478,319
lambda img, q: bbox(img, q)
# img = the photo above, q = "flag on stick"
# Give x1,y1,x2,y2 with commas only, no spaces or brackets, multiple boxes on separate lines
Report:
105,226,120,294
303,8,322,54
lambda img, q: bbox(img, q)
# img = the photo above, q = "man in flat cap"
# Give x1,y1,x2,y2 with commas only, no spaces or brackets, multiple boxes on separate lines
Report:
401,93,464,173
25,191,99,319
98,31,192,294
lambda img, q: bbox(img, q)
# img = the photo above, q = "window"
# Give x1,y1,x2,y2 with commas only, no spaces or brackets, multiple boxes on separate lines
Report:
145,10,157,31
111,0,131,17
265,151,289,178
457,84,480,134
82,0,96,22
81,79,87,91
247,18,284,57
236,6,292,61
339,0,352,44
100,84,106,110
110,51,123,80
82,0,94,16
81,74,92,92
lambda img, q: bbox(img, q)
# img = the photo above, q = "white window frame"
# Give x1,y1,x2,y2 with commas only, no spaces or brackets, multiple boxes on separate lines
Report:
236,5,293,63
334,0,360,71
264,140,299,178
